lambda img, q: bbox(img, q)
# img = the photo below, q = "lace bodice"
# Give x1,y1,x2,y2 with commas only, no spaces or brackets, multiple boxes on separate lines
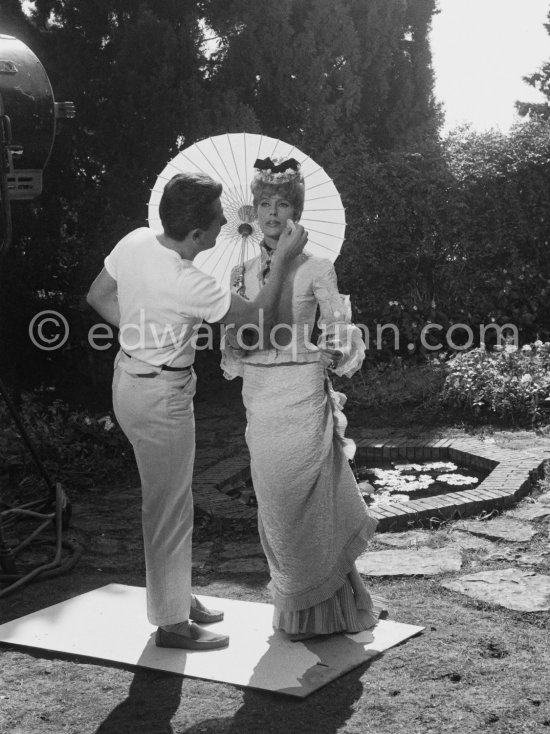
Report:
221,251,365,378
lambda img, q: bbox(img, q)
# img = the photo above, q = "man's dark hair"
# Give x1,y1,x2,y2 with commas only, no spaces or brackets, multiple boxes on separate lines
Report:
159,173,223,240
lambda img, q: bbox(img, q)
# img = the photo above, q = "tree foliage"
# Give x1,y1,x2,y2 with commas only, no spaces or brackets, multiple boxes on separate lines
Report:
516,7,550,120
202,0,441,157
336,119,550,361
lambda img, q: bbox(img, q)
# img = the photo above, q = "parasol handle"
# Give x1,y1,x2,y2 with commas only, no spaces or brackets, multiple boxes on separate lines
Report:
232,229,253,298
237,223,254,269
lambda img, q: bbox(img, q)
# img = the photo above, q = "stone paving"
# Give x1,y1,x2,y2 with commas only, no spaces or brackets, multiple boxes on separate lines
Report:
453,517,538,542
356,547,463,576
441,568,550,613
189,399,550,614
353,490,550,611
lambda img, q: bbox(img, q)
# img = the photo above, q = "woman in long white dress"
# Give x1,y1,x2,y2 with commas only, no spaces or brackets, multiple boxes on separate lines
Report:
222,158,384,638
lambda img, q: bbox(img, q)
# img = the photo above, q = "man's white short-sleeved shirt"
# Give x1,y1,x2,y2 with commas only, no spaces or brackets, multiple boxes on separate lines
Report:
104,227,231,367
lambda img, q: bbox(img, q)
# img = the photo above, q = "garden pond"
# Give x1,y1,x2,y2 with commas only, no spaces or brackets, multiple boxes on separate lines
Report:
223,460,491,510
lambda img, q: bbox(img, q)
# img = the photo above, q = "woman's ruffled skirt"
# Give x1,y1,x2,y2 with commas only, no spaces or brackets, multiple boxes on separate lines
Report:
241,360,382,635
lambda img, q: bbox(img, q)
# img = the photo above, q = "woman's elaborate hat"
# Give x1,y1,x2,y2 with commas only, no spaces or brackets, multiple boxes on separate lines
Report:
252,156,302,184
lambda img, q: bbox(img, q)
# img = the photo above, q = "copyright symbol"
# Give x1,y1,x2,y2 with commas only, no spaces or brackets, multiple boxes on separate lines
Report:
28,310,69,351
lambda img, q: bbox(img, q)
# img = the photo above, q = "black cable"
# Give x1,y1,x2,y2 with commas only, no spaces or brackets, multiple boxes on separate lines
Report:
0,483,83,597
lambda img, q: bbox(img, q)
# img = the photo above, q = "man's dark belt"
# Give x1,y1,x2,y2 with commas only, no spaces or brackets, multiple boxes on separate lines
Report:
122,351,191,372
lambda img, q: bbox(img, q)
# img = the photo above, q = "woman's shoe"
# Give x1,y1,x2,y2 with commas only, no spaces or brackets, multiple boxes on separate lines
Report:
189,594,224,624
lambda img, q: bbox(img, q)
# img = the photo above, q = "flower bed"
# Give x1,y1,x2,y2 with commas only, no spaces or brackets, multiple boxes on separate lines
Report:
440,341,550,423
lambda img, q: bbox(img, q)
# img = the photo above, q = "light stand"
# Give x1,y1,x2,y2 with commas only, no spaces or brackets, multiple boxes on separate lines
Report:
0,35,80,597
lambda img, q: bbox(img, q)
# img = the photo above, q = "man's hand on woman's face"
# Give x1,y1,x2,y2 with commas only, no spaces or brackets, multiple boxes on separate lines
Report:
276,220,308,262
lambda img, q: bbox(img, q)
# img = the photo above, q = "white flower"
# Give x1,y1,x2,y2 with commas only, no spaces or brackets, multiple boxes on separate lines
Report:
522,344,532,352
520,374,532,384
504,344,518,353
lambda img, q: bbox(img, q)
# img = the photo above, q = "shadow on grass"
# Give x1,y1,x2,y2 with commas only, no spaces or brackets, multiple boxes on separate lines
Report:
180,659,372,734
95,668,183,734
92,655,373,734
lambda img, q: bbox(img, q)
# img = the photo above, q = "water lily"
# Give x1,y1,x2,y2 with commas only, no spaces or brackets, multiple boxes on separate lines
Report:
423,462,458,471
401,478,435,492
436,473,478,486
418,474,435,485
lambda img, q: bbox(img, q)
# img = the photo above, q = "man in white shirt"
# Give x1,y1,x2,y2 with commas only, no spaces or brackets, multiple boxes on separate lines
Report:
87,172,307,650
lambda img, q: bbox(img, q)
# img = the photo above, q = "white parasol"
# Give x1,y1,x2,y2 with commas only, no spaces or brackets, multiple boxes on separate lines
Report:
148,132,346,287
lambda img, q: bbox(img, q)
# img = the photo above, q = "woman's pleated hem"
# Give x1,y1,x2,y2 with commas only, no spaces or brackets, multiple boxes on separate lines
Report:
272,575,379,635
267,513,378,614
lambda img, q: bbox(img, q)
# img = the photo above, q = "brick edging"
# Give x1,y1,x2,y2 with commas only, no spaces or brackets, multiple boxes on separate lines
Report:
192,452,256,520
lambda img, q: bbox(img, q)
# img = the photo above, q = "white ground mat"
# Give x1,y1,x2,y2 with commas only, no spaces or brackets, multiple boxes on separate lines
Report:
0,584,423,697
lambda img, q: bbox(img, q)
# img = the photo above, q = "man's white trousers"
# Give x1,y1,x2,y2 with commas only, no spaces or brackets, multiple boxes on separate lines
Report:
113,353,196,626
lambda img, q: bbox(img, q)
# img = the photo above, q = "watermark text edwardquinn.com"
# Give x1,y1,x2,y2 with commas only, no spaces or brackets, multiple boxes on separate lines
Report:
28,309,519,354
